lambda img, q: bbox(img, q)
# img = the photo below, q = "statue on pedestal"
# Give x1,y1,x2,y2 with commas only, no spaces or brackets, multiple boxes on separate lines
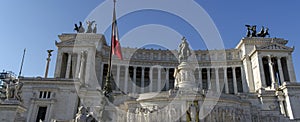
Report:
173,37,197,90
178,37,191,63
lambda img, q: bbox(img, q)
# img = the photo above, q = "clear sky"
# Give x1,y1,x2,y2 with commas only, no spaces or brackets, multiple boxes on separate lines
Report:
0,0,299,81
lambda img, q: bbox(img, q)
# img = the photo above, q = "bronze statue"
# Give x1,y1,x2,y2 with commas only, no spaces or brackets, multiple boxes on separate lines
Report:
245,25,270,38
262,27,270,37
92,24,97,33
257,26,265,37
74,21,85,33
86,21,96,33
245,25,252,37
251,25,257,37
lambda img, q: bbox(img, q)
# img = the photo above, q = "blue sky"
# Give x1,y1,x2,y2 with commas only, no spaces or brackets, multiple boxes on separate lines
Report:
0,0,299,81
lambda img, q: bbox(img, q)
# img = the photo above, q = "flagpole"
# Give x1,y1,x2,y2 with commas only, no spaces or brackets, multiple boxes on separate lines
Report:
104,0,117,98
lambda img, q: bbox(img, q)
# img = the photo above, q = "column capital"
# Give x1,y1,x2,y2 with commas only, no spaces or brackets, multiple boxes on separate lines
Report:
231,66,236,70
268,54,273,58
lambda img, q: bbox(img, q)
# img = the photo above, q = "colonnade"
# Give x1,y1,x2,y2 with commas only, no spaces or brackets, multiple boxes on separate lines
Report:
260,55,295,89
101,64,246,94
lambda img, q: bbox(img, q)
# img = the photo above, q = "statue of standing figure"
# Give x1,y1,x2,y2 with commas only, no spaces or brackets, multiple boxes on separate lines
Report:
178,37,191,63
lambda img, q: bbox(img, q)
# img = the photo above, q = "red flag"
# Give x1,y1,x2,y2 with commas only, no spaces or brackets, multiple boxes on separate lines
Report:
111,4,123,60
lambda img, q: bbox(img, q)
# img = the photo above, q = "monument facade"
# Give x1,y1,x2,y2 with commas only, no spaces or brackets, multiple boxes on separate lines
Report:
0,25,300,122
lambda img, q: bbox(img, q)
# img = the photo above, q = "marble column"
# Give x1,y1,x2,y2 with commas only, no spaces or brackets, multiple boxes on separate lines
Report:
158,67,162,91
259,56,266,87
116,65,121,90
215,68,220,93
54,53,63,77
287,55,296,82
232,67,238,94
241,66,247,93
75,53,81,79
141,67,145,93
133,66,137,93
223,67,229,93
65,53,72,78
100,63,104,86
166,68,169,90
125,66,129,93
268,55,276,89
207,68,211,90
198,68,202,90
277,57,285,84
150,67,153,92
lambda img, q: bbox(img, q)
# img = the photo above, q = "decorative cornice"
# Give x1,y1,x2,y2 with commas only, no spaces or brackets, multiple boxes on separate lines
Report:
236,37,288,49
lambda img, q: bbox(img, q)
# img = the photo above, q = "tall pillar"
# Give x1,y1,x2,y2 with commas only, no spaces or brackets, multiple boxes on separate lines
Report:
116,65,121,91
54,52,63,77
133,66,137,93
241,66,248,93
99,63,104,86
259,56,266,87
232,67,238,94
149,67,153,92
268,55,276,89
65,53,72,78
215,68,220,93
287,55,296,82
75,53,81,79
223,67,229,93
198,68,202,90
166,68,169,90
158,67,162,91
277,57,285,84
207,68,211,90
125,66,129,93
141,67,145,92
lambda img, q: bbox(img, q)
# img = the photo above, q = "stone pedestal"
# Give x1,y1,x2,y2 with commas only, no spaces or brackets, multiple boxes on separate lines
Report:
176,62,197,90
0,100,26,122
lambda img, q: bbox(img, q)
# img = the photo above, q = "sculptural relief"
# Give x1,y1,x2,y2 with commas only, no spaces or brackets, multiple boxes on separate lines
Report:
75,106,95,122
0,78,23,102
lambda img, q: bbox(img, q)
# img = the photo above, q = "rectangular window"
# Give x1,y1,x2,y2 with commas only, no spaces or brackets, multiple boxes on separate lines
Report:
39,91,51,99
36,106,47,122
